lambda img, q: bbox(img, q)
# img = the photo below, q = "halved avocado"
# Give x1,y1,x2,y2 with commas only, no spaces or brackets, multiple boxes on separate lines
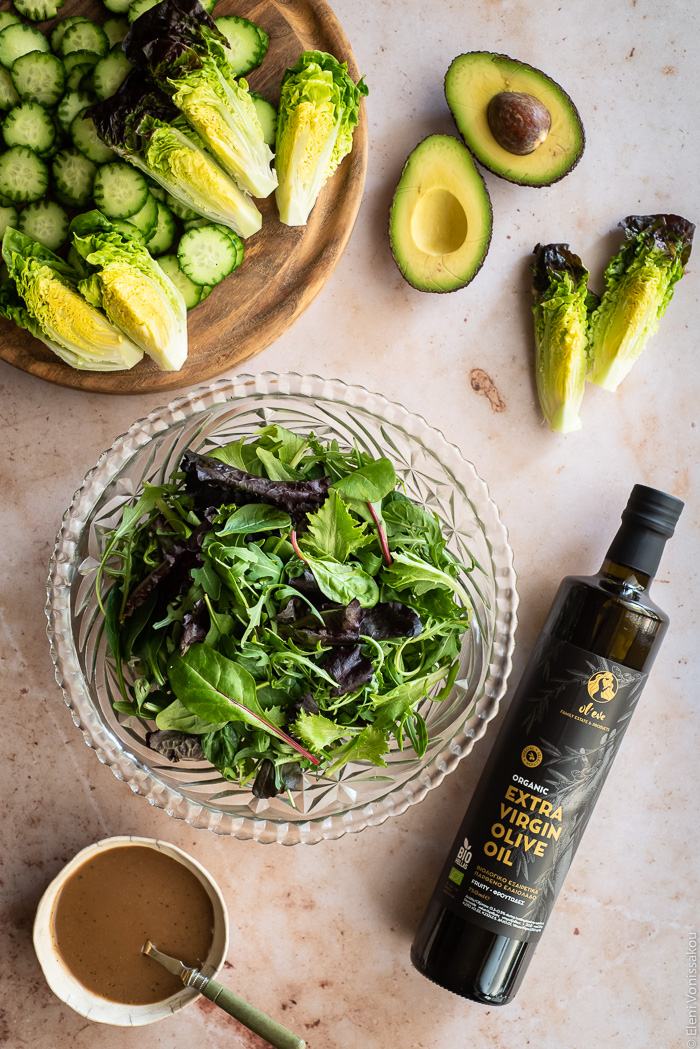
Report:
445,52,585,187
389,135,492,293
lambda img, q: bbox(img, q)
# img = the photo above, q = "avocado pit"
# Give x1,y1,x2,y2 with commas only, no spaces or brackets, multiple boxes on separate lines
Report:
487,91,552,156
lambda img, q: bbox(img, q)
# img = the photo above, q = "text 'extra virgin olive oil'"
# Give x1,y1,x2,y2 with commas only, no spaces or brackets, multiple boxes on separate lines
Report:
411,485,684,1005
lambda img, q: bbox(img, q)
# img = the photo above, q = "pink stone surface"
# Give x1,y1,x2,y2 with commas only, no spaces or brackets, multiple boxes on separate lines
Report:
1,0,698,1046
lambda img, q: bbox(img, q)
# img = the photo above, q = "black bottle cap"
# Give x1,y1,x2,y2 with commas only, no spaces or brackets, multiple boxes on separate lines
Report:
622,484,684,537
606,484,684,578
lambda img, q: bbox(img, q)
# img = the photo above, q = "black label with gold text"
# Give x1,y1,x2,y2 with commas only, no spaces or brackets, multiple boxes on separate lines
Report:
438,634,647,942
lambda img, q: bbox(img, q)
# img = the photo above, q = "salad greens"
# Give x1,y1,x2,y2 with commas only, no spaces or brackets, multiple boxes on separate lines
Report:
100,427,472,799
275,51,368,227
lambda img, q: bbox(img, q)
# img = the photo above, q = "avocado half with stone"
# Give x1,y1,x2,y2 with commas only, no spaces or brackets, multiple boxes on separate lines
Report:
445,52,585,187
389,134,492,293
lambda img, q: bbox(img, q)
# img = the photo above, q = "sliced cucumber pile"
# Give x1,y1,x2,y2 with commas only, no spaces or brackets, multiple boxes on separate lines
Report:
0,0,268,312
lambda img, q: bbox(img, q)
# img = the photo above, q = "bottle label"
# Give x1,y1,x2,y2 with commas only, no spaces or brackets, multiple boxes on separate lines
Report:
438,634,647,942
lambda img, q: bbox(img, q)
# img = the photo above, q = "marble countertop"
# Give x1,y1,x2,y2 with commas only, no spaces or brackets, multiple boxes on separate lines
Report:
1,0,698,1046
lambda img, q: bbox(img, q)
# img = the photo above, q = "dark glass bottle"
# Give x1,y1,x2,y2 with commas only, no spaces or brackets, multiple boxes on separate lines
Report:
411,485,684,1004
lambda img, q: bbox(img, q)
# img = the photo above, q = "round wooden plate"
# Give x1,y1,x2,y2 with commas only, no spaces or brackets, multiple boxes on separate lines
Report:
0,0,368,394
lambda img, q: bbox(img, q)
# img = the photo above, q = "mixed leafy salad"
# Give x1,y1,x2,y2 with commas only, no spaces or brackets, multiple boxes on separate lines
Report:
100,427,472,799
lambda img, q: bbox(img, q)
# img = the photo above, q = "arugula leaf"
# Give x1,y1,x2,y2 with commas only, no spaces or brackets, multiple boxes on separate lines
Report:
256,424,308,465
216,503,292,535
381,550,470,608
331,458,396,503
168,645,320,763
292,711,360,752
300,490,372,562
209,437,263,474
371,666,449,725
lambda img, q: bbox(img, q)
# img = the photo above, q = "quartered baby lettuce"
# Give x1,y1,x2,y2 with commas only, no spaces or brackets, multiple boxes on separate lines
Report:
0,227,143,371
123,0,276,199
70,210,187,372
99,428,472,799
275,50,368,226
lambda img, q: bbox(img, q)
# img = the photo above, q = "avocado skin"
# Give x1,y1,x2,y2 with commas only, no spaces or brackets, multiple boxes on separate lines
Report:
389,134,493,294
445,51,585,188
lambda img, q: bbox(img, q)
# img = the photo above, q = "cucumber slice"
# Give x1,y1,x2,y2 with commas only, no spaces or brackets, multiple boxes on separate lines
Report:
0,13,21,32
70,111,115,164
11,52,65,108
145,200,176,256
214,16,267,76
61,22,109,58
13,0,65,23
0,203,19,241
0,66,20,111
19,199,69,251
250,93,277,147
124,190,157,237
92,46,131,100
102,17,129,48
64,49,100,73
109,218,146,244
0,24,50,70
52,148,96,206
177,225,238,286
165,191,198,221
57,90,94,135
93,161,148,218
213,223,244,270
0,145,48,203
103,0,133,14
65,63,94,91
51,15,90,53
128,0,162,24
2,101,56,154
157,254,201,310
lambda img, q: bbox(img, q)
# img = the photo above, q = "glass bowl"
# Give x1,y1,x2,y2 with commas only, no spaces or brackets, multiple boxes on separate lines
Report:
46,373,518,844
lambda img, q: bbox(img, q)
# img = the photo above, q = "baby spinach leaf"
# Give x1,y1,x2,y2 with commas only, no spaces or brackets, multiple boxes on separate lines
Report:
201,723,240,768
208,437,263,474
156,698,227,734
332,458,396,503
383,500,442,545
303,552,379,608
216,503,292,536
256,448,298,482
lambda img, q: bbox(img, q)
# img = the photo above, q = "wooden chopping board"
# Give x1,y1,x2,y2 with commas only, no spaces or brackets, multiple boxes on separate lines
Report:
0,0,368,394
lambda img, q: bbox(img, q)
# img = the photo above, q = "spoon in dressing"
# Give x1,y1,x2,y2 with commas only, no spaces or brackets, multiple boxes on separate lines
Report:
142,941,306,1049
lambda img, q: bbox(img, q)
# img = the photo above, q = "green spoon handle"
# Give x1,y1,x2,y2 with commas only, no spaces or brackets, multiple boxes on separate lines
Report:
201,978,306,1049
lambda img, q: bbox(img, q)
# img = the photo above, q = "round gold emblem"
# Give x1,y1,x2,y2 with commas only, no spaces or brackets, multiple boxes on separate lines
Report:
587,670,618,702
521,745,542,768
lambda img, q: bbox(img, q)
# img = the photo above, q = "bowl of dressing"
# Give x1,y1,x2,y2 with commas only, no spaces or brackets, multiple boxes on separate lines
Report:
33,836,228,1026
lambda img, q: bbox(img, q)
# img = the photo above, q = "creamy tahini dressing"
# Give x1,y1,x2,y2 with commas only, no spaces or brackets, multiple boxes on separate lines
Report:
51,845,215,1005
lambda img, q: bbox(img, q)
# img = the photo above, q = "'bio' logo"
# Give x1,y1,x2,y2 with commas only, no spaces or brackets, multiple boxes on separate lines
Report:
456,837,472,869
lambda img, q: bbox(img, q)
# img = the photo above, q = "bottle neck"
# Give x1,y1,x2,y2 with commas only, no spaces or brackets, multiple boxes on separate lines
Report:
602,517,669,587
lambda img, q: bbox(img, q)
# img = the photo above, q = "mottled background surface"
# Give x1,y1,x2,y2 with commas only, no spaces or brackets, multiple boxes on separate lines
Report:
1,0,698,1046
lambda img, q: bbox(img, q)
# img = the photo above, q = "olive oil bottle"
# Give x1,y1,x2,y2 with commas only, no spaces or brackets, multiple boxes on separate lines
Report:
411,484,683,1004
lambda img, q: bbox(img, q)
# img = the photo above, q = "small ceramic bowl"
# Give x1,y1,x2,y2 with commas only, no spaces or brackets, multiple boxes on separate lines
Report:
33,835,228,1026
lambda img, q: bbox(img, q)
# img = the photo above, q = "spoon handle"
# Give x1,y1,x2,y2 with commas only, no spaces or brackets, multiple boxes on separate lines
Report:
200,978,306,1049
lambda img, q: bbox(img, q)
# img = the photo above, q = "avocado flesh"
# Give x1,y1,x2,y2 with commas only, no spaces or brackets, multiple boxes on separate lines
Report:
445,52,584,186
389,135,492,293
